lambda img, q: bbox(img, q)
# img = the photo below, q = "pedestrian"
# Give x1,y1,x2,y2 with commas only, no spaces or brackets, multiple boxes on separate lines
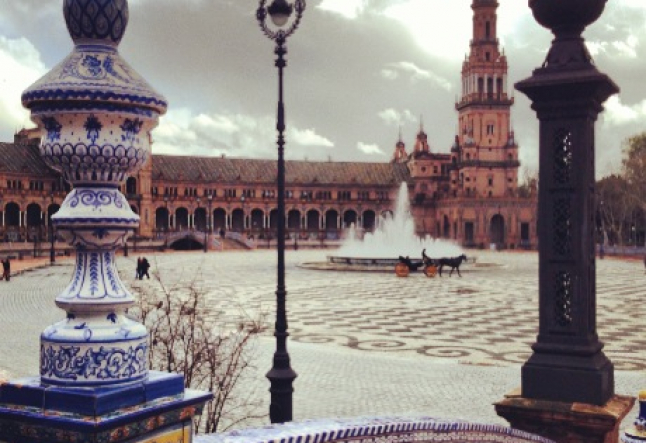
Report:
141,257,151,279
2,257,10,281
136,257,143,280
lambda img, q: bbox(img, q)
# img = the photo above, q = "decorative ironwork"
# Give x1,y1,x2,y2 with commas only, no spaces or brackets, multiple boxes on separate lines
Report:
256,0,305,42
553,128,573,184
553,271,573,328
552,198,572,256
516,0,617,406
257,0,305,424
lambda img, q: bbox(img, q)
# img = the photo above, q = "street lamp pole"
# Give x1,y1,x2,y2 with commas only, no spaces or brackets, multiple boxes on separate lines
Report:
240,195,246,234
48,197,56,264
49,223,55,265
163,195,169,249
256,0,305,424
206,194,213,252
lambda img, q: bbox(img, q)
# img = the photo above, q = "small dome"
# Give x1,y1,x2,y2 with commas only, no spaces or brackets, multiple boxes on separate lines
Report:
64,0,129,47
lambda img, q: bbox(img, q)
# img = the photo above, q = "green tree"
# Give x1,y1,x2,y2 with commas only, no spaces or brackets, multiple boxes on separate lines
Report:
517,166,538,198
596,174,636,246
622,132,646,210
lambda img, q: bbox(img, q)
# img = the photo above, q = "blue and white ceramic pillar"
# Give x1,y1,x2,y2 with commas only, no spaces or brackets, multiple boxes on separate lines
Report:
23,0,163,390
0,1,210,442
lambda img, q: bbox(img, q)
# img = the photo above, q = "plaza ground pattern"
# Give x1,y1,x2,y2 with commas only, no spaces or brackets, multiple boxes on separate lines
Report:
0,249,642,429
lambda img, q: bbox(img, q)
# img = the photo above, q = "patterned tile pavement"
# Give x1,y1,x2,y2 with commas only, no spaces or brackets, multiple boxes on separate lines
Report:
0,249,643,430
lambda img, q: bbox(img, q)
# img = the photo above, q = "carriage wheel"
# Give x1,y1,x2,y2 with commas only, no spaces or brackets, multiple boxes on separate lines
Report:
395,263,410,277
424,265,437,278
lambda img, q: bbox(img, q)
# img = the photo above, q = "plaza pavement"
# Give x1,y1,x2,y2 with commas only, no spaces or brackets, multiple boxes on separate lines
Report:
0,249,644,431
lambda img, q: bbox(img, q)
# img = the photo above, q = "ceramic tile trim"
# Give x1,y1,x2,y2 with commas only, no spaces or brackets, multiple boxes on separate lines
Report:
195,416,556,443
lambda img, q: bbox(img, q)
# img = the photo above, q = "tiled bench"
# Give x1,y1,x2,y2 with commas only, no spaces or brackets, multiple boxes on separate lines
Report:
196,416,555,443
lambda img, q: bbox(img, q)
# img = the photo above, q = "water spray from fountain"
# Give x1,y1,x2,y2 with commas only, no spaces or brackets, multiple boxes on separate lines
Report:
336,182,463,259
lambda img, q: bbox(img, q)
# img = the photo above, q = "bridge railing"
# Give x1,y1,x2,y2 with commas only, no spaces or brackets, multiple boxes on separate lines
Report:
195,416,555,443
225,231,256,249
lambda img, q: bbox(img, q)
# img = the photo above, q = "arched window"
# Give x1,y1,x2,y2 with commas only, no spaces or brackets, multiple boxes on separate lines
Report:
126,177,137,195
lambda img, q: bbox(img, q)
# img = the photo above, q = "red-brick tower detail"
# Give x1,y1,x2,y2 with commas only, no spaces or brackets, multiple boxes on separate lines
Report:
391,128,408,163
455,0,519,198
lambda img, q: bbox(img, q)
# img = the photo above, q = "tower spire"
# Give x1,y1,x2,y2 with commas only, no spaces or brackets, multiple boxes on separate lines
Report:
392,126,407,163
453,0,518,198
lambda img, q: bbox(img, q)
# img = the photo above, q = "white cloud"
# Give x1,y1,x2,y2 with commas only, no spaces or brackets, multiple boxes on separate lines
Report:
357,142,385,156
0,37,46,135
290,128,334,147
587,35,639,58
153,108,334,159
194,113,241,134
382,61,452,91
602,95,646,126
318,0,366,20
154,108,271,157
586,41,608,57
380,69,398,80
612,34,639,58
381,1,470,61
617,0,646,8
378,108,416,126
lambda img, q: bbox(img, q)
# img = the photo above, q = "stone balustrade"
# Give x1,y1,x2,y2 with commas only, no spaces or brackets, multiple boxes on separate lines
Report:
195,416,555,443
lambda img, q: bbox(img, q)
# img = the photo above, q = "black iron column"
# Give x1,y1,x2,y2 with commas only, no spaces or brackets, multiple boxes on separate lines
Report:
49,223,55,264
517,0,617,406
257,0,305,424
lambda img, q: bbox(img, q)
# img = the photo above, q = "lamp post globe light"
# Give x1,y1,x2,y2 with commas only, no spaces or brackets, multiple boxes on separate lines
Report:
256,0,305,424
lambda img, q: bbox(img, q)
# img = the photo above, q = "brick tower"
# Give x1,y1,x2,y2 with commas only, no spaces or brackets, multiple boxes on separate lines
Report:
454,0,519,199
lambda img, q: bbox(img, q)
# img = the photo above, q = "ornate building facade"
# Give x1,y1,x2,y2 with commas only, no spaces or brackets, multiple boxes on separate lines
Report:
0,0,536,250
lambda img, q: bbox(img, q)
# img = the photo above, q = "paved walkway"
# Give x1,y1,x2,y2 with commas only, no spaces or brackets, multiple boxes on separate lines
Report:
0,250,643,431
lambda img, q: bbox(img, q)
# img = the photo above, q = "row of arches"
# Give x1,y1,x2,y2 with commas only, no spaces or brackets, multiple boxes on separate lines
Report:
0,203,61,228
154,207,384,232
437,214,506,243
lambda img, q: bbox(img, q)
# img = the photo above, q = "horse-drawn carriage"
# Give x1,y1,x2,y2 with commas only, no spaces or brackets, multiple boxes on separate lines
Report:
396,250,469,278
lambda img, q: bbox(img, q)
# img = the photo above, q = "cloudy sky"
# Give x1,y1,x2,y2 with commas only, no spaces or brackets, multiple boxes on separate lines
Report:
1,0,645,178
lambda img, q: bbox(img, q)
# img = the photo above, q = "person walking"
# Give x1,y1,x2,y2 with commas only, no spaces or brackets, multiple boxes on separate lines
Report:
136,257,143,280
2,258,10,281
141,257,151,280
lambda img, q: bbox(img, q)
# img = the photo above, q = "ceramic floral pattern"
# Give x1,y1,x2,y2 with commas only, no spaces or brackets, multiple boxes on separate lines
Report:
20,0,166,387
40,342,147,384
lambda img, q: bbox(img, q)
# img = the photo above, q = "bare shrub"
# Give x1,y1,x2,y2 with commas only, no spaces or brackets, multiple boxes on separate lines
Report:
126,262,266,433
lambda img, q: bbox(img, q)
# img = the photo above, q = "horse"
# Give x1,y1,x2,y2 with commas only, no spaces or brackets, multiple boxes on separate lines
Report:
437,254,468,277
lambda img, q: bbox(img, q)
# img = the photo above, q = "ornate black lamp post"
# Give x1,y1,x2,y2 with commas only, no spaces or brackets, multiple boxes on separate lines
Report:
49,223,55,265
240,195,246,234
516,0,617,406
495,4,636,440
163,195,169,249
206,194,213,252
256,0,305,424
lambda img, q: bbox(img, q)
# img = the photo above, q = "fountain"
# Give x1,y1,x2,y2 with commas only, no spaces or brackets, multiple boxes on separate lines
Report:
326,182,464,268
